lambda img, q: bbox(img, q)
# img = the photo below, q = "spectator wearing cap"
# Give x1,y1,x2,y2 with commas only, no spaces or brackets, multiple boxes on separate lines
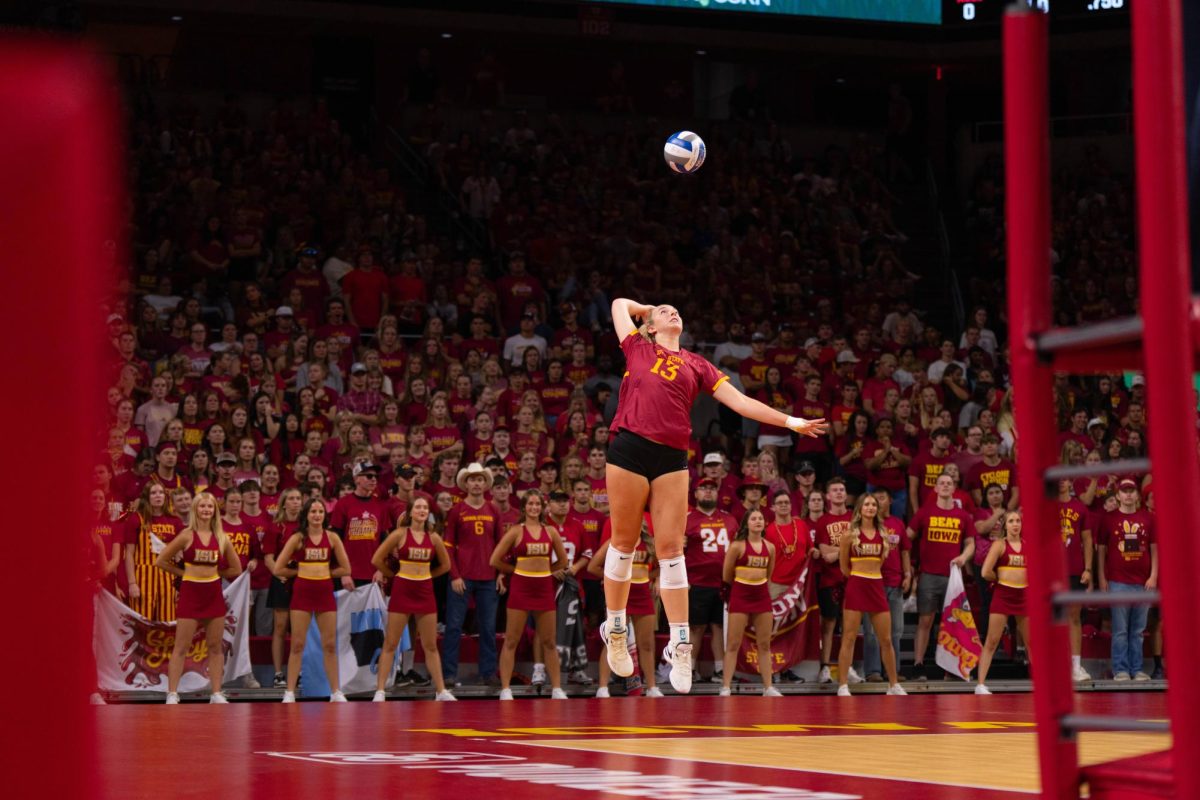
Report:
442,462,504,687
386,463,432,519
210,451,240,508
740,332,771,395
822,349,860,407
328,461,394,589
1096,478,1158,680
496,251,545,331
551,302,594,360
502,311,548,368
733,477,768,526
341,246,389,332
280,243,329,314
261,306,296,362
684,478,739,681
134,375,179,448
337,362,383,425
1086,416,1108,452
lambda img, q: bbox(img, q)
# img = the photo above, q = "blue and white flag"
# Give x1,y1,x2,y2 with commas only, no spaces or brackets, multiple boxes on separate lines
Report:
299,583,407,697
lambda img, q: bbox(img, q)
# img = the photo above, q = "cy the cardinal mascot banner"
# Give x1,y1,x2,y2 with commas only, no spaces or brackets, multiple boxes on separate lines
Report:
935,564,983,680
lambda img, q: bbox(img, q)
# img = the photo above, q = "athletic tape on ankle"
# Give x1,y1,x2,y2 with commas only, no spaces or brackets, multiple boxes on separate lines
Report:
604,545,635,582
658,556,689,590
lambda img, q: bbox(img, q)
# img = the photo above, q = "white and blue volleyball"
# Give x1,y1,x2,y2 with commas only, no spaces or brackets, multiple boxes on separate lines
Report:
663,130,706,174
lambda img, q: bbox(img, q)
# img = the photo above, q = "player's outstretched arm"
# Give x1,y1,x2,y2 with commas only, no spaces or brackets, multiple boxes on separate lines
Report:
712,381,829,438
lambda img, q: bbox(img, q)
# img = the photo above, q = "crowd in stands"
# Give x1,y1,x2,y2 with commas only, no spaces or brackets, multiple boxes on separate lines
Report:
90,55,1163,692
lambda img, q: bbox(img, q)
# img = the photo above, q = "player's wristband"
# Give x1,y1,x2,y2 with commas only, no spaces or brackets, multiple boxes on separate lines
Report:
785,416,803,431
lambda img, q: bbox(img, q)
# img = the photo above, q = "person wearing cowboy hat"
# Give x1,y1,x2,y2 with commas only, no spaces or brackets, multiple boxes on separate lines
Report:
442,461,504,687
733,477,769,525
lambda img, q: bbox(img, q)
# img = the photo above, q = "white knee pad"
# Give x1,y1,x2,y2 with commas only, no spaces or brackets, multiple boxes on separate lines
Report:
604,545,635,582
658,556,689,590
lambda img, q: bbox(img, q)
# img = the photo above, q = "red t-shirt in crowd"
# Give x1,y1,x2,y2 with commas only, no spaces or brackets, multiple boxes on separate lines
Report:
967,458,1018,505
880,515,911,588
1058,498,1090,577
908,451,954,507
242,510,273,590
1098,509,1156,585
909,504,974,576
222,517,263,572
683,507,737,588
550,515,590,567
814,510,853,587
765,518,811,586
567,506,606,582
328,493,395,581
610,333,728,452
341,269,389,329
443,499,503,581
866,439,910,491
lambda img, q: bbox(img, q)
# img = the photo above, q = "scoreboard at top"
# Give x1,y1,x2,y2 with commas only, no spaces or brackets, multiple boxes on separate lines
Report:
945,0,1128,26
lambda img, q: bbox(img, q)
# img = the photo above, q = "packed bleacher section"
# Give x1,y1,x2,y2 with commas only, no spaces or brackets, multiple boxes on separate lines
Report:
93,56,1161,688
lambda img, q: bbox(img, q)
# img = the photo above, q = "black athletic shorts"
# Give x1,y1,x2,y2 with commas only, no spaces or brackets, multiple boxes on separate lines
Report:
266,577,293,610
607,429,689,482
818,585,844,620
689,585,724,626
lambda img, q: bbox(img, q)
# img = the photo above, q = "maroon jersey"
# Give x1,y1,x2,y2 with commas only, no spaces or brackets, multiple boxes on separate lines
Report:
880,516,911,588
683,507,737,588
610,333,728,452
568,506,606,581
222,517,261,571
443,499,502,581
550,515,590,566
1098,509,1155,585
1058,498,1090,577
910,505,974,576
815,511,853,587
328,493,394,581
967,458,1018,505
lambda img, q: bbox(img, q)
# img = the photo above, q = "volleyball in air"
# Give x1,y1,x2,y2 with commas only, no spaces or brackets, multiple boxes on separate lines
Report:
663,131,706,174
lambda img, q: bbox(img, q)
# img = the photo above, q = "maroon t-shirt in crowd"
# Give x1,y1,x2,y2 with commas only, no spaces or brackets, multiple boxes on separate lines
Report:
328,493,395,581
1057,498,1090,577
683,507,737,588
880,515,912,588
443,499,503,581
909,504,974,576
814,511,853,587
610,332,728,452
567,506,606,583
1098,509,1156,585
908,451,953,507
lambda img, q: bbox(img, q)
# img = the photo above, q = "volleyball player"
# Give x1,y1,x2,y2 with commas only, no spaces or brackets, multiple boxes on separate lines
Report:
490,490,570,700
836,494,906,696
155,492,243,704
602,298,826,693
272,498,353,702
370,496,456,701
720,509,780,697
976,510,1031,695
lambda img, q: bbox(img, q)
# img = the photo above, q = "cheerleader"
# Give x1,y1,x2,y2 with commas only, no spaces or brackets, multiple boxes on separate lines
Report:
272,498,353,702
490,490,570,700
154,492,243,704
588,517,661,698
837,494,906,696
124,482,185,622
720,509,780,697
370,496,456,701
976,509,1031,695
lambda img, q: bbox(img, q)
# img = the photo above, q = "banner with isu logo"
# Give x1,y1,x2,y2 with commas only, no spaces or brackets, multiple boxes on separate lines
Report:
93,573,253,692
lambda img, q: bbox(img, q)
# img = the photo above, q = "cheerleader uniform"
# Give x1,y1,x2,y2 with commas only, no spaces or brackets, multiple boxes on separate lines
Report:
626,537,656,617
388,530,438,615
989,539,1027,617
507,526,556,612
728,539,773,615
843,528,888,613
175,533,227,620
290,530,337,613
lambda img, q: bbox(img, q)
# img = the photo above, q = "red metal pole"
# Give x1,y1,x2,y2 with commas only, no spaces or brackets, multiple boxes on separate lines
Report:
1002,9,1078,800
1131,1,1200,797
